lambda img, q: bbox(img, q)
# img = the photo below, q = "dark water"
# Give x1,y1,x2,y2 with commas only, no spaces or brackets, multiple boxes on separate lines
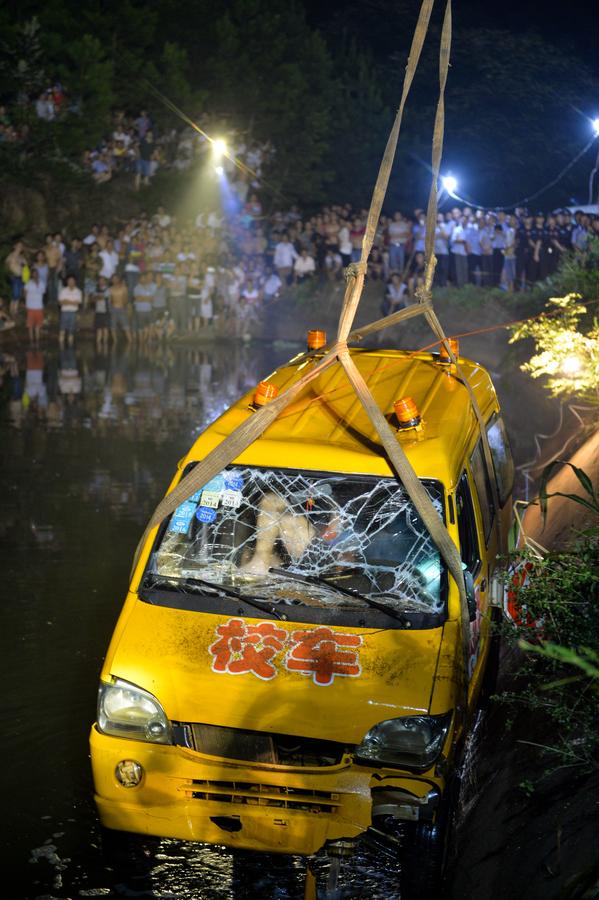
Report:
0,336,584,899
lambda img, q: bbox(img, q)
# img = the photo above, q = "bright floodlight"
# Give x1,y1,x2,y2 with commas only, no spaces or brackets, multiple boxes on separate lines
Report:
592,118,599,136
442,175,458,194
214,165,224,176
213,138,227,157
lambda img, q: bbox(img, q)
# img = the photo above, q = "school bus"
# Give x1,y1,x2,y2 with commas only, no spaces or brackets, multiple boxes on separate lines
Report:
90,340,514,894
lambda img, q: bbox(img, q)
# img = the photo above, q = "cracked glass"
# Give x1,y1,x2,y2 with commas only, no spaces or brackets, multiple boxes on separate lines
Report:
149,467,446,613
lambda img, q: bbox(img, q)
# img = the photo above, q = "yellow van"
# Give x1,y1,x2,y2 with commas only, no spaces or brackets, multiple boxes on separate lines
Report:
90,341,514,893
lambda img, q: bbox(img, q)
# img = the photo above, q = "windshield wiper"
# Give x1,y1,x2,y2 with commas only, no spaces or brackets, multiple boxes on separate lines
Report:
268,567,409,626
143,573,283,620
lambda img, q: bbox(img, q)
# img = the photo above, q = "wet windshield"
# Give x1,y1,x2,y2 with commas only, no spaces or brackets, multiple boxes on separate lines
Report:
148,467,446,614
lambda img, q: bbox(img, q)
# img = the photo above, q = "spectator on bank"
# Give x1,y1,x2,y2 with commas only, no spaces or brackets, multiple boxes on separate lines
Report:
381,272,407,316
99,239,119,282
24,268,45,344
64,237,84,289
109,274,132,343
407,251,426,298
273,233,298,285
450,218,468,288
91,275,111,350
135,130,155,190
262,267,282,302
34,250,49,298
387,211,411,274
294,248,316,283
434,214,450,287
133,271,156,342
5,240,28,319
58,274,82,347
170,263,188,334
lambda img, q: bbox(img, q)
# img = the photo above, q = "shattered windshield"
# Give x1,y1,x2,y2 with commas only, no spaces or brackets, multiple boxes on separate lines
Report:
147,467,446,615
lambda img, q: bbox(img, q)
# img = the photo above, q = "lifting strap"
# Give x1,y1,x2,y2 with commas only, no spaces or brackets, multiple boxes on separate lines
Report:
131,0,495,683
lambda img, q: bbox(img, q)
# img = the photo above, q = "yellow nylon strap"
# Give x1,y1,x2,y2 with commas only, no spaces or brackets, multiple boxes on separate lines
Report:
336,0,435,344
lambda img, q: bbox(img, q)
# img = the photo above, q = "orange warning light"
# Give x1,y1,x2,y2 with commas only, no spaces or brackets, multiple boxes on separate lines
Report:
307,329,327,351
253,380,279,407
438,338,459,364
394,396,422,429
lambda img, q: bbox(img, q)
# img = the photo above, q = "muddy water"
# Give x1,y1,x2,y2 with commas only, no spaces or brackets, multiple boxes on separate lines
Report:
0,336,581,899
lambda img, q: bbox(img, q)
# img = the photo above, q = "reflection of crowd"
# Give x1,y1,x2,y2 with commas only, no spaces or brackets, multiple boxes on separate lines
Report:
4,201,599,349
0,343,263,440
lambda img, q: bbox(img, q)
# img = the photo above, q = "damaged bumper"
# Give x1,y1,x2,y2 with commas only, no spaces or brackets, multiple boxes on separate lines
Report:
90,728,445,855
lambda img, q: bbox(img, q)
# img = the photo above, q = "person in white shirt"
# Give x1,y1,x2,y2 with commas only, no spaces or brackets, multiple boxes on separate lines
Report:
24,269,45,344
294,249,316,283
99,240,119,280
450,218,468,288
58,275,82,347
273,234,298,284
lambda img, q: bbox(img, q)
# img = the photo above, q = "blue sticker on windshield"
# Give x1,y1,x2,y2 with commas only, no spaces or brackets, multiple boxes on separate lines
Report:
196,506,217,524
189,490,202,503
225,472,244,491
168,500,197,534
203,475,225,494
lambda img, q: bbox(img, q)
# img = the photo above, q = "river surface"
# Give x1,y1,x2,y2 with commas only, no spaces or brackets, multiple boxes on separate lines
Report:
0,335,584,899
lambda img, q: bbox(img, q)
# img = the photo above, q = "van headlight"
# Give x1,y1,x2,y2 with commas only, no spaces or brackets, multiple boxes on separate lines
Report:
355,714,451,770
97,678,172,745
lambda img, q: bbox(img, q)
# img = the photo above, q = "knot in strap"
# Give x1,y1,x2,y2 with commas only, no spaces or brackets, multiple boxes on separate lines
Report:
344,261,367,280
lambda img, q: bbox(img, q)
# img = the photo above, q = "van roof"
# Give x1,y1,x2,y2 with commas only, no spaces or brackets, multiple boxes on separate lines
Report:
186,348,498,490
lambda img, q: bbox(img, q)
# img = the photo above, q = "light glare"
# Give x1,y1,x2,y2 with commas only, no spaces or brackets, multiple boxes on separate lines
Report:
561,355,583,376
214,165,224,176
212,138,227,157
592,119,599,137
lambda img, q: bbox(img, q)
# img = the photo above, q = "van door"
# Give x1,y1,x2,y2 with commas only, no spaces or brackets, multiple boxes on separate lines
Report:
456,470,487,686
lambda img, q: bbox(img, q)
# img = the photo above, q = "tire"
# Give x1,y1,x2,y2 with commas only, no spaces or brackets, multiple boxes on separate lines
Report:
397,781,457,900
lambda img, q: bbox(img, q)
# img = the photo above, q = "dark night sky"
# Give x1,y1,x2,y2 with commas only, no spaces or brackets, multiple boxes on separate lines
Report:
307,0,598,71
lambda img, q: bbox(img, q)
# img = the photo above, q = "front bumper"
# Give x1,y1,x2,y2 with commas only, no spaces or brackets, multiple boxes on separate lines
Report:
90,727,443,855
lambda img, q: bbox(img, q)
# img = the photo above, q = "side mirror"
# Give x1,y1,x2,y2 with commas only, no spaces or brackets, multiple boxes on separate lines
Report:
464,570,477,622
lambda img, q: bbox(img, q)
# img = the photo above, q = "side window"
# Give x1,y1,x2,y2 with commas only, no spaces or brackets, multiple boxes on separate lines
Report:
456,473,481,574
469,440,495,543
486,413,514,507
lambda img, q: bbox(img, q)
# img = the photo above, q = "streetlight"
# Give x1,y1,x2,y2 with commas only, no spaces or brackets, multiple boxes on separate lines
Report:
212,138,227,158
441,174,458,195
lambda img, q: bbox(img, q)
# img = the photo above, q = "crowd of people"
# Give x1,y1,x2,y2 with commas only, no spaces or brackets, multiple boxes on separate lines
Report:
81,109,273,194
3,196,598,349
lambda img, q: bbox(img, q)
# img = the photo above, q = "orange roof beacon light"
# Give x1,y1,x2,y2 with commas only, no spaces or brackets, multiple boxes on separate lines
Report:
307,329,327,351
393,396,422,429
438,338,459,365
253,380,279,407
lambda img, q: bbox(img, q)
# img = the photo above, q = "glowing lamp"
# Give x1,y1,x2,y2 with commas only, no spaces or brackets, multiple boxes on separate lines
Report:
442,175,458,194
438,338,459,364
592,119,599,137
253,380,279,407
214,165,224,176
394,396,421,429
562,355,582,376
307,329,327,350
213,138,227,157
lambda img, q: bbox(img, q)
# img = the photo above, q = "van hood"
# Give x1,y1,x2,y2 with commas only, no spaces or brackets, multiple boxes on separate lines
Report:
108,600,443,744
